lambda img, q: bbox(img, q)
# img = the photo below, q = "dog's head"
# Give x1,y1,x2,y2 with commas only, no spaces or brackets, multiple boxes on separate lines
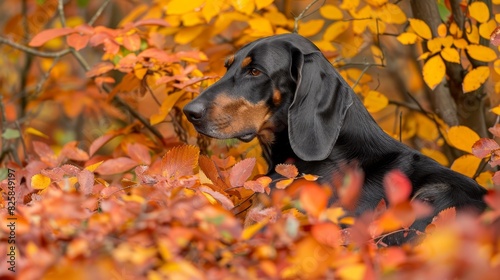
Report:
183,34,353,161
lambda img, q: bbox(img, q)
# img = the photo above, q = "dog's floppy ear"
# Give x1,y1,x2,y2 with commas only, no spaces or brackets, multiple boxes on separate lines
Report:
288,48,353,161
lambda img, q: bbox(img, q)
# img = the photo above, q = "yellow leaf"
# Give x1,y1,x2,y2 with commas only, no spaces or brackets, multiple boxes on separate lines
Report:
453,38,468,49
31,174,51,190
365,0,388,6
248,17,274,36
275,178,294,189
167,0,204,15
363,90,389,113
476,171,493,189
467,24,480,44
467,44,497,62
202,0,222,22
337,264,367,280
439,35,454,48
440,47,460,63
323,21,350,41
422,55,445,90
463,66,490,93
437,23,447,37
122,194,146,204
451,155,481,177
397,32,418,45
231,0,255,15
181,12,204,26
174,25,205,44
468,1,490,23
255,0,273,10
421,148,449,166
320,5,343,20
340,0,360,10
242,218,268,240
134,67,148,80
427,38,442,53
371,45,383,64
25,127,48,138
298,19,324,37
378,3,407,24
409,18,432,40
494,59,500,75
479,19,497,39
303,174,319,181
491,105,500,115
417,52,431,61
448,126,480,153
85,161,103,172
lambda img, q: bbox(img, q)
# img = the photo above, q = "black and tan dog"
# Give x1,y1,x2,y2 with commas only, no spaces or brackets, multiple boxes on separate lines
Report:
183,33,486,244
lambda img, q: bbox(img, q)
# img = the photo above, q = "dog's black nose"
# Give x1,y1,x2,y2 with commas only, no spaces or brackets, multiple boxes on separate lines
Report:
183,101,206,124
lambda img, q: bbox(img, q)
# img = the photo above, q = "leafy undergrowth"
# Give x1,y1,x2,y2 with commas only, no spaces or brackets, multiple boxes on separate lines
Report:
1,143,500,280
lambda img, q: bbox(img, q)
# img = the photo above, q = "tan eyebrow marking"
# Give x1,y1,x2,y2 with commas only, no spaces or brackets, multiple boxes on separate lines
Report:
225,55,235,67
241,56,252,68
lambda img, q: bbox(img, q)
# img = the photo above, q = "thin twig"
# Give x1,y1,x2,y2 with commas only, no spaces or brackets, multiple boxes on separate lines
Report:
293,0,322,33
89,0,112,26
58,0,67,27
352,64,372,89
0,37,71,57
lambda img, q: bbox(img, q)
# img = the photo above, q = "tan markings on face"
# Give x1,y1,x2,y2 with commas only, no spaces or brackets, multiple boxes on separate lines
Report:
272,89,282,106
241,56,252,68
209,94,270,136
225,55,235,67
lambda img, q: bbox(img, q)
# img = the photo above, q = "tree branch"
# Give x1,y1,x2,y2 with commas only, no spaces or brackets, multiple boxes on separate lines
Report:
293,0,322,33
0,37,71,57
89,0,112,26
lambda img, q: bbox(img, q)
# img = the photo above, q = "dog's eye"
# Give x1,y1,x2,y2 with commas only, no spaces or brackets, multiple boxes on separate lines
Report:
248,68,261,76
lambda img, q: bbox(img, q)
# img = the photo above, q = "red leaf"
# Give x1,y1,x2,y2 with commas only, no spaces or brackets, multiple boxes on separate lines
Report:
275,164,299,178
29,27,76,47
126,143,151,165
484,189,500,210
89,133,118,156
66,33,90,50
199,155,227,187
86,62,115,78
95,76,115,89
122,33,141,51
243,176,272,193
139,48,178,63
61,141,89,161
229,158,256,188
490,25,500,46
472,138,500,158
339,167,364,211
492,171,500,186
77,169,94,195
162,145,200,178
33,141,59,167
384,170,412,205
134,19,171,27
95,157,138,175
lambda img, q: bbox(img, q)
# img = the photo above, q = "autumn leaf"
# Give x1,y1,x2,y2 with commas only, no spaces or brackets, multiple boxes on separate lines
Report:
61,141,89,161
397,32,418,45
275,178,294,189
468,1,489,23
126,143,151,165
95,157,138,175
243,176,272,193
29,27,76,47
298,19,324,37
451,155,482,177
323,21,350,41
31,174,51,190
440,47,460,63
89,133,118,156
448,126,481,153
300,181,328,217
199,186,235,209
320,5,343,20
25,127,48,139
311,222,341,247
229,158,256,188
275,164,298,178
422,55,445,90
472,138,500,159
363,90,389,113
166,0,204,15
463,66,490,93
408,18,432,39
162,145,200,178
86,62,115,78
248,17,274,37
466,44,497,62
384,170,412,205
150,91,186,125
491,25,500,46
33,141,59,167
66,33,90,50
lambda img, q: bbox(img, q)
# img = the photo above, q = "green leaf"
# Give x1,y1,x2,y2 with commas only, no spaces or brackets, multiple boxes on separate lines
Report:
2,128,20,140
77,0,90,7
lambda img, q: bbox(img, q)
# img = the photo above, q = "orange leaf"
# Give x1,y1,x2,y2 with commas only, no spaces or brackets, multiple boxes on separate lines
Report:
31,174,51,190
311,222,341,247
275,178,294,189
298,19,324,37
431,207,456,228
66,33,90,50
451,155,481,177
122,33,142,51
126,143,151,165
162,145,200,178
29,27,76,47
199,186,235,210
300,182,328,217
61,141,89,162
275,164,299,178
448,126,480,153
229,158,256,188
89,133,118,156
86,62,115,78
339,167,364,210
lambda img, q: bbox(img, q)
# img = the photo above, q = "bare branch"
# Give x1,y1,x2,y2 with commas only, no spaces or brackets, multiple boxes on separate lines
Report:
89,0,112,26
0,37,71,57
293,0,322,33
